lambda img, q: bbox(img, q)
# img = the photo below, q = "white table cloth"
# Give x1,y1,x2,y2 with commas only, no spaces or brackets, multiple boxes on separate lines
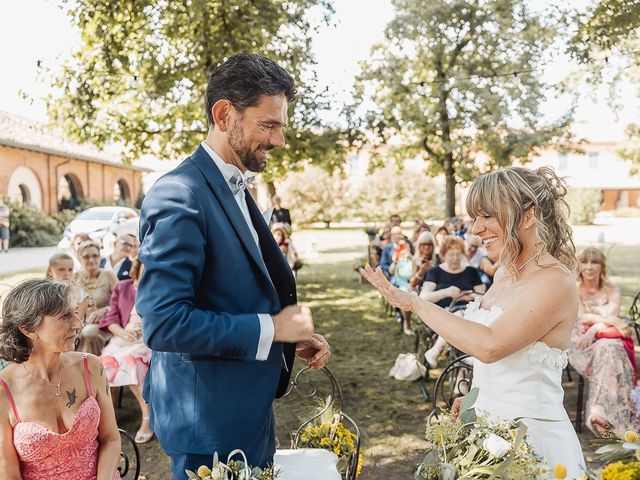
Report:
274,448,342,480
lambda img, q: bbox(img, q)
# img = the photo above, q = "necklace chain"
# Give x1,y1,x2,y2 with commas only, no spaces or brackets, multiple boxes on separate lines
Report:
515,252,538,273
23,361,63,398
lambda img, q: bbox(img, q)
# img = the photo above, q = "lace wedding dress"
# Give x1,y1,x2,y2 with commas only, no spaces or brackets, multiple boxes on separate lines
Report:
464,299,586,479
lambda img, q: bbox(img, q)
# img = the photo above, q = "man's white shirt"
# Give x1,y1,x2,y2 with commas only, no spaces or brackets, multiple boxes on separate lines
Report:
201,141,274,361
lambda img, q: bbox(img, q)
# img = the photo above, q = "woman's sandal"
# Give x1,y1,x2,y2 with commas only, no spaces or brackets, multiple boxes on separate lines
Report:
134,416,155,444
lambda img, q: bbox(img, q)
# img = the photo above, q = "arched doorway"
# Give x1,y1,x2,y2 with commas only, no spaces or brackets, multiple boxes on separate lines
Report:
58,173,84,210
112,179,131,206
8,166,43,209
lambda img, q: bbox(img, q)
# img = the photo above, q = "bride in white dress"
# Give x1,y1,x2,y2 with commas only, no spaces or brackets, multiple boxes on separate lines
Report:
362,166,586,478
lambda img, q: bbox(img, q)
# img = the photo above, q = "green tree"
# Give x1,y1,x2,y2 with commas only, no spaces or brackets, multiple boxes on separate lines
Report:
350,164,443,223
45,0,346,182
619,123,640,175
277,165,348,227
569,0,640,64
353,0,574,217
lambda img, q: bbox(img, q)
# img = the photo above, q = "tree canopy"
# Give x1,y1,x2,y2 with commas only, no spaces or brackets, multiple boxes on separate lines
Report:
353,0,574,216
46,0,347,181
569,0,640,64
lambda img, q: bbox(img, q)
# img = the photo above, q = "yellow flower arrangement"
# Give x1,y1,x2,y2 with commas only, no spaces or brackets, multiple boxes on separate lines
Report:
299,413,362,478
601,461,640,480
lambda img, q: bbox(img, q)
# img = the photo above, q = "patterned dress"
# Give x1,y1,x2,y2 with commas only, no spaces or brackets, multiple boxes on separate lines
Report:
568,294,640,436
100,306,151,387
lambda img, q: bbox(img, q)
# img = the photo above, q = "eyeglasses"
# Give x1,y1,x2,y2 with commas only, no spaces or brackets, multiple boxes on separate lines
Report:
118,240,136,248
80,254,100,260
445,252,463,258
420,242,434,246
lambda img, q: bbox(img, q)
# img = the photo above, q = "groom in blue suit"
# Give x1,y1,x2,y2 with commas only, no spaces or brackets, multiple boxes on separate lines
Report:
137,54,331,479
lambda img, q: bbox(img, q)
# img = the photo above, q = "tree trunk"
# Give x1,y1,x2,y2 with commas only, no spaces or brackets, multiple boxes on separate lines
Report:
266,181,276,197
444,153,456,217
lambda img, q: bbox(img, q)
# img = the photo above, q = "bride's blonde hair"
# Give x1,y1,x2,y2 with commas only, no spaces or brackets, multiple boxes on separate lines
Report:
466,166,578,274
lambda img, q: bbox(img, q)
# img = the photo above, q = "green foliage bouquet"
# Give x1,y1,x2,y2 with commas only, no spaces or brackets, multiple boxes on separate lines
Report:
415,388,549,479
186,451,280,480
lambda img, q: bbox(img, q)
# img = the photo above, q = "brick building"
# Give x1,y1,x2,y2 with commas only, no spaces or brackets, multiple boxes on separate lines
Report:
0,112,149,214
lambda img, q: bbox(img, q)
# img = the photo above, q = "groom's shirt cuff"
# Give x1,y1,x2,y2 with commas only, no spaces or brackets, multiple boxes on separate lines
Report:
256,314,275,361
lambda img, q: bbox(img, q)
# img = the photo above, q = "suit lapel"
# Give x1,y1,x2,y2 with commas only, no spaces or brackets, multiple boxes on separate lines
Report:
189,146,273,287
245,191,297,307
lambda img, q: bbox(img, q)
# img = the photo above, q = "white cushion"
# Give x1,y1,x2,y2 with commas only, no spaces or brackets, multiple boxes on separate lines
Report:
274,448,342,480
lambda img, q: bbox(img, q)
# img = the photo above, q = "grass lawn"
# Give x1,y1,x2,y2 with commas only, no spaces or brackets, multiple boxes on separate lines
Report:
0,231,638,479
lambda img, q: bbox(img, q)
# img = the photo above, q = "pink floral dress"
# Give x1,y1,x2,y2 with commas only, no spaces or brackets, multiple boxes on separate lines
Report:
101,306,152,387
0,354,120,480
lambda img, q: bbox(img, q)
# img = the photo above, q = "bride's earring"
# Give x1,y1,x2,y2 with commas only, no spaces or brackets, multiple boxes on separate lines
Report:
30,336,39,353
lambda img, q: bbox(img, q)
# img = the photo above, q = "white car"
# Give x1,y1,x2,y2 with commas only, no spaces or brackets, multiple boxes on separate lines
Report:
57,206,139,250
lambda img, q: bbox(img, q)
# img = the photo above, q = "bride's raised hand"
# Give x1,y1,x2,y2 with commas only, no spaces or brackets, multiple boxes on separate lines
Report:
360,264,416,311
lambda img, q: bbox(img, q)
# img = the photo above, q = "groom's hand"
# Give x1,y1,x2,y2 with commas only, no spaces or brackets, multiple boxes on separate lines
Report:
296,333,331,370
273,305,314,343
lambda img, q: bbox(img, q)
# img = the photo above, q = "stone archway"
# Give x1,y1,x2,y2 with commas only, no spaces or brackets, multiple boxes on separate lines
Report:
8,166,43,209
113,178,131,206
58,173,84,210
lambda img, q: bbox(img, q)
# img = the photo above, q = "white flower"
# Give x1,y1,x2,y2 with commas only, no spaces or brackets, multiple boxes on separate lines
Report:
210,465,227,480
482,434,512,458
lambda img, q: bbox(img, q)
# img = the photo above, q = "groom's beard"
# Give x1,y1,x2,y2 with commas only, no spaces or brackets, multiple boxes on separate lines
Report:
229,119,273,173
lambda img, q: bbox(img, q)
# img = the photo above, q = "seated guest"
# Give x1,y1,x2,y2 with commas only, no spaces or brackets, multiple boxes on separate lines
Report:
371,224,391,266
419,235,485,309
271,223,299,272
70,232,91,272
100,259,153,444
388,241,415,335
463,234,484,268
463,234,497,286
74,241,118,356
479,255,498,287
410,232,440,291
420,235,485,367
569,247,640,437
379,226,404,280
410,220,430,244
433,225,449,256
0,279,121,480
100,233,137,281
46,252,89,322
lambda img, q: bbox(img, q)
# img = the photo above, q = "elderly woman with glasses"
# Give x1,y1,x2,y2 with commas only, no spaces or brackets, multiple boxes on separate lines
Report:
74,241,118,356
419,235,486,367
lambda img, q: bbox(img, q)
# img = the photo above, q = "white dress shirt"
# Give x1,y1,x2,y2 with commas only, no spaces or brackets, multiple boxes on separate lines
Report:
201,141,274,361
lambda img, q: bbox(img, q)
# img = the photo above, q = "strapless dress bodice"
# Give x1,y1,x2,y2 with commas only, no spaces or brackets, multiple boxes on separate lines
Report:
464,299,570,421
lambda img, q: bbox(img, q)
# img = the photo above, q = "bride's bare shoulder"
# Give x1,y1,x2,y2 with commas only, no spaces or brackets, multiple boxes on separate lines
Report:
529,258,578,296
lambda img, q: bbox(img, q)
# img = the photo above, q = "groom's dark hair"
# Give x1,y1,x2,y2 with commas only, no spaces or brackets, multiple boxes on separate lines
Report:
205,53,296,126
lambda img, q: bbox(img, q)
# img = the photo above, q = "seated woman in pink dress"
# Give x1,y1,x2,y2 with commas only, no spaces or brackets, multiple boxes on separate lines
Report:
569,247,640,436
0,279,121,480
99,259,153,444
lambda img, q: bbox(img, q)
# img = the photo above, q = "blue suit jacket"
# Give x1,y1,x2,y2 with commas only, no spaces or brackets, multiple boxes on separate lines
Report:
137,146,296,466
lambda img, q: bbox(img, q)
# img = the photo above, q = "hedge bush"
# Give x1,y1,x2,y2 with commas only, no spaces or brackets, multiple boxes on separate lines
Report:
8,202,62,247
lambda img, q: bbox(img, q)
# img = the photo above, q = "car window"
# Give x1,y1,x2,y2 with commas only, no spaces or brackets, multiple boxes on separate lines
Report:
75,210,115,221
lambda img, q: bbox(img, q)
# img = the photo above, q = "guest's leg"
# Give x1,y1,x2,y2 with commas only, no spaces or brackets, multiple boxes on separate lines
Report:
424,336,448,368
170,453,215,480
130,384,153,441
76,324,111,355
